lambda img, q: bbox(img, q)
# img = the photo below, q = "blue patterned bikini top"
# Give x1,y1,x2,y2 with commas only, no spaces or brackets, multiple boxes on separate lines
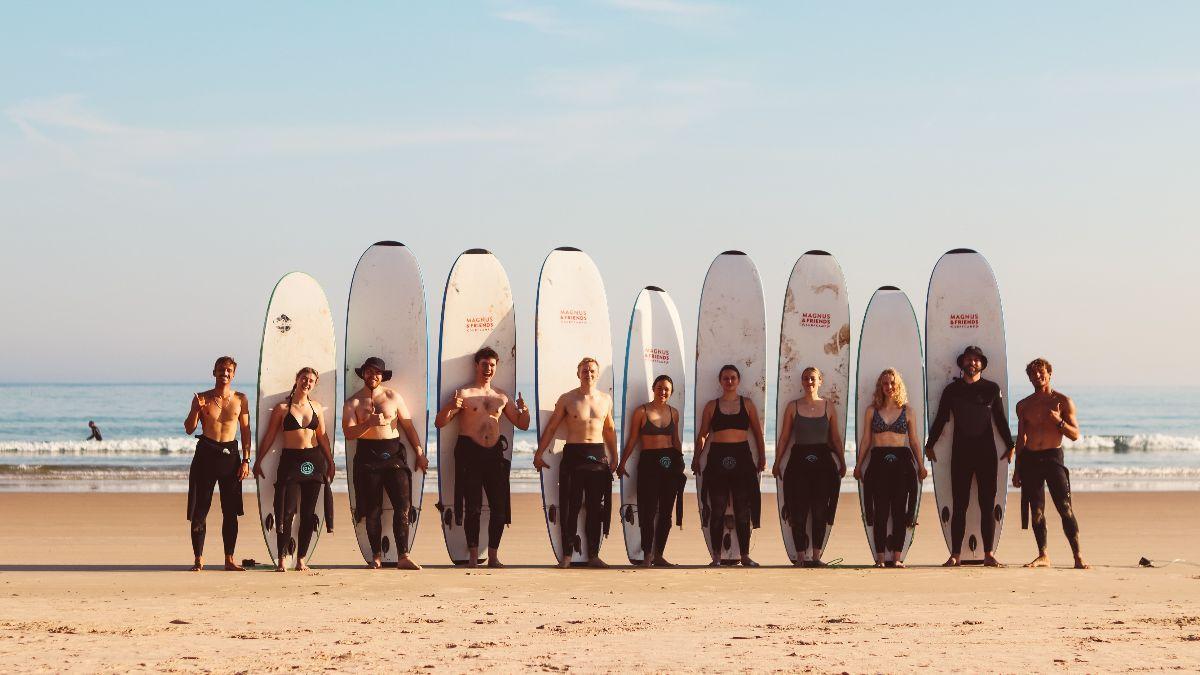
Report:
871,407,908,434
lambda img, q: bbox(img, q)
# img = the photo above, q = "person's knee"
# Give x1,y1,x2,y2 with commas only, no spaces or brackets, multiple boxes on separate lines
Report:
190,519,206,534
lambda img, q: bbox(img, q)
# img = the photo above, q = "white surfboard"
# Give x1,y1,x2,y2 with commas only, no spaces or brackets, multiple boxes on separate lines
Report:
535,247,614,565
775,251,850,564
436,249,517,565
695,251,767,563
925,248,1009,562
618,286,688,565
343,241,428,566
256,272,336,567
855,286,925,563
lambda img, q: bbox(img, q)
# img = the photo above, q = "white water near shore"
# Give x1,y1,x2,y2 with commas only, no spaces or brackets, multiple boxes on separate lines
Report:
2,384,1199,492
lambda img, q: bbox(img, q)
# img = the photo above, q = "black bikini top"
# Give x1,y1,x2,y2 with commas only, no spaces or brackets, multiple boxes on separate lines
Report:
640,405,676,437
871,407,908,435
283,401,319,431
710,396,750,432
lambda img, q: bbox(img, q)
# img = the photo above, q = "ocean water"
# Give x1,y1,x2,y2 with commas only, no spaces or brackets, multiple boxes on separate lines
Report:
1,383,1198,493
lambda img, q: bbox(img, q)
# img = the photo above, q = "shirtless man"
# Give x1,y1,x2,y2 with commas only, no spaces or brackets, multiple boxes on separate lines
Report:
1014,357,1088,569
343,357,428,570
183,356,252,571
434,347,531,568
534,357,619,569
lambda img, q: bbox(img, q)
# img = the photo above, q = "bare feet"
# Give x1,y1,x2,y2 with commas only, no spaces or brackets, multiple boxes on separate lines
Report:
942,556,961,567
274,563,286,572
640,557,654,568
874,561,885,568
368,556,383,570
191,558,203,572
467,548,479,568
740,557,759,568
223,557,245,571
653,557,676,568
893,561,906,569
294,560,310,572
1024,553,1052,568
983,553,1005,568
587,557,610,569
396,556,421,570
487,558,505,569
557,557,571,569
1074,557,1091,570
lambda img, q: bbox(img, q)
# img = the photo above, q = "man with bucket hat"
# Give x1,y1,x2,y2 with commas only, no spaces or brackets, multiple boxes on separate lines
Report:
926,346,1014,567
343,356,428,570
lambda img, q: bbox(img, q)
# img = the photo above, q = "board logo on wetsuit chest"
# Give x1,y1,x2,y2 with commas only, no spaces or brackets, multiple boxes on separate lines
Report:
949,313,979,328
659,456,672,468
721,456,737,470
300,461,315,476
273,314,292,334
379,452,391,460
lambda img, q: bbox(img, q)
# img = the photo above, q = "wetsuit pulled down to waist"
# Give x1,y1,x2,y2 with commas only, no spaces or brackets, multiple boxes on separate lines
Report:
702,441,761,556
782,443,840,552
353,438,413,557
274,447,334,533
863,446,918,554
187,435,243,521
1019,448,1080,554
559,442,613,558
635,448,686,558
454,435,511,550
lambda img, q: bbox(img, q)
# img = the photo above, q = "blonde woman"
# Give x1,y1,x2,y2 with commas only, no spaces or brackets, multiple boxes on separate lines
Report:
853,369,927,568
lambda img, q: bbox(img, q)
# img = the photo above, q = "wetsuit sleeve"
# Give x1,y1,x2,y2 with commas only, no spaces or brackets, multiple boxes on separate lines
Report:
926,383,954,447
991,384,1014,449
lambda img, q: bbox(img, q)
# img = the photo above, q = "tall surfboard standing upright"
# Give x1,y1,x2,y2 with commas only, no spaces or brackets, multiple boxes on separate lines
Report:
436,249,517,565
256,272,336,567
925,248,1009,563
855,286,925,563
535,247,614,565
775,251,850,565
343,242,428,566
694,251,767,564
619,286,688,565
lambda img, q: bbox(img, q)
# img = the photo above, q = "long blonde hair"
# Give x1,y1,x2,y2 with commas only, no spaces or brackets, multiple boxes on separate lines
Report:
872,368,907,410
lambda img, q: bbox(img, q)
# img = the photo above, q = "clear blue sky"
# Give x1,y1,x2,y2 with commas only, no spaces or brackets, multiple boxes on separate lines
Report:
1,2,1196,386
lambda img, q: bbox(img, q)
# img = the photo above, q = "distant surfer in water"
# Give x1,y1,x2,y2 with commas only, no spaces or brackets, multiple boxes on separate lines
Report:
86,421,102,441
534,357,618,569
616,374,685,567
254,367,336,572
435,347,530,568
773,367,845,567
926,346,1014,567
693,365,766,567
344,357,429,571
183,356,252,571
854,368,926,568
1014,358,1088,569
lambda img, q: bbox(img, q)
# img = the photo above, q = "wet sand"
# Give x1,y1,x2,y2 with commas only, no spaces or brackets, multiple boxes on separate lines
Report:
1,491,1199,672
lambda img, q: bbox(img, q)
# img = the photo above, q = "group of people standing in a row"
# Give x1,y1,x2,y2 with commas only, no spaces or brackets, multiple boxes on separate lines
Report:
182,345,1086,572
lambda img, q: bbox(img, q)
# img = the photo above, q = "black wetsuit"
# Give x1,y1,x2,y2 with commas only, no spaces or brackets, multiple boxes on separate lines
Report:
782,403,840,553
186,435,243,557
1018,447,1081,555
353,437,413,557
927,378,1014,555
273,402,333,559
863,408,918,554
633,406,685,560
454,436,511,550
559,442,612,558
702,397,761,557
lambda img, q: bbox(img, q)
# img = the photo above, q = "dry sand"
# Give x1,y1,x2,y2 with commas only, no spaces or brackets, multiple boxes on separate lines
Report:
1,490,1199,673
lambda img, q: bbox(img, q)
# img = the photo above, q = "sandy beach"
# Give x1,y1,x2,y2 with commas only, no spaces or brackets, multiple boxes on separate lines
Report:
1,491,1198,672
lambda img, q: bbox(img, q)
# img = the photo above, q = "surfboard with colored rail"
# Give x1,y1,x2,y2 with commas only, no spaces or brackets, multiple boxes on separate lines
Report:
618,286,688,565
255,271,336,567
694,250,767,564
343,241,428,566
925,248,1009,563
436,249,517,565
534,247,614,565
